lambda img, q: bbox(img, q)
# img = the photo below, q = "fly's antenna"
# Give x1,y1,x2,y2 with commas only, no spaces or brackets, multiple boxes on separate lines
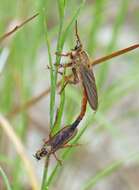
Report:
75,20,82,48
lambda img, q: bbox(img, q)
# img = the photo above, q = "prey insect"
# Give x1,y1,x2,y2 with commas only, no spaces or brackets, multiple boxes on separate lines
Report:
34,87,87,164
56,21,139,111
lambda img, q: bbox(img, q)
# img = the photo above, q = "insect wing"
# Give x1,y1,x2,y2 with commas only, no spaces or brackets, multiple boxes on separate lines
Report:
80,65,98,110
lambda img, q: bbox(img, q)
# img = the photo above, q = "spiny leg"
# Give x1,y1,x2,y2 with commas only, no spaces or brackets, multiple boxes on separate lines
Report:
55,52,71,57
43,138,50,144
55,62,73,69
53,153,62,165
59,68,79,94
60,143,81,149
47,65,63,75
43,129,53,143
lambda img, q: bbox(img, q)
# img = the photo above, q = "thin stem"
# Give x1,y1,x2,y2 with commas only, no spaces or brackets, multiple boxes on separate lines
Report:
92,44,139,66
0,13,39,42
0,166,12,190
41,156,50,190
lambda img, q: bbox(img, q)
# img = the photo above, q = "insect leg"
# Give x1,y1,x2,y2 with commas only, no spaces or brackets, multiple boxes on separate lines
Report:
60,143,81,149
53,153,62,165
59,68,79,93
55,62,73,69
42,138,50,144
55,52,71,57
46,65,63,75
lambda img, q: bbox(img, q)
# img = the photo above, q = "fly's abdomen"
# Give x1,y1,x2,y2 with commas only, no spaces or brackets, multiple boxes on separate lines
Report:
50,127,77,150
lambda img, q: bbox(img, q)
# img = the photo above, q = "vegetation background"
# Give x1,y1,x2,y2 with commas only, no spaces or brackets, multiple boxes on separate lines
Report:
0,0,139,190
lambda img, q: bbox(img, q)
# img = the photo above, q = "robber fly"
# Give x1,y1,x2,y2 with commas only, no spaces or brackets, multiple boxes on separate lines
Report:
34,87,87,164
56,21,139,111
56,21,98,111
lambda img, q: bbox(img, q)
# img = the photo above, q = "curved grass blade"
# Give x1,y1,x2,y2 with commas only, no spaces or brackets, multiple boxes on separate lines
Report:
82,151,139,190
0,166,12,190
97,0,130,88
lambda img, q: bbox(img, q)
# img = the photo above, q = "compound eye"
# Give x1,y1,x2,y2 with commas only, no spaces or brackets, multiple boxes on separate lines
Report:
34,152,41,160
36,155,41,160
40,147,48,156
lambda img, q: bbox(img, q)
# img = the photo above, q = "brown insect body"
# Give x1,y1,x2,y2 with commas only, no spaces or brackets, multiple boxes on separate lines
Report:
34,87,87,163
71,49,98,110
34,21,139,164
35,125,77,161
57,21,98,111
70,38,139,111
57,22,139,111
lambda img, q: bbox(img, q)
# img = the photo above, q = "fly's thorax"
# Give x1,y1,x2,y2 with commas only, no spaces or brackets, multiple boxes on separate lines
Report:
80,51,89,66
70,50,81,66
70,50,89,67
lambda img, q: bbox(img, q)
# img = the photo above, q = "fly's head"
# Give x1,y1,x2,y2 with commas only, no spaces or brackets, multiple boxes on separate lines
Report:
34,146,48,161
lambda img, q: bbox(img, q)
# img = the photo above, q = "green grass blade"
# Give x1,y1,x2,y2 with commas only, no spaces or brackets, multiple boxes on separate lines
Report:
51,69,66,135
0,166,12,190
49,0,66,128
61,0,86,48
82,151,139,190
50,0,85,132
97,0,130,88
46,116,95,187
87,0,106,55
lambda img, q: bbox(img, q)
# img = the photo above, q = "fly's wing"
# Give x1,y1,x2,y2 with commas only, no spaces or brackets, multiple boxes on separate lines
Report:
79,65,98,110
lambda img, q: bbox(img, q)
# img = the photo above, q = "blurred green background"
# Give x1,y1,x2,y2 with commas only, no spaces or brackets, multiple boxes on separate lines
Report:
0,0,139,190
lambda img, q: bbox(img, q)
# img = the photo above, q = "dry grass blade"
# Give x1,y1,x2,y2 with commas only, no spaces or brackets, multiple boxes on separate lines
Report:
92,44,139,66
0,114,39,190
7,78,63,117
0,13,39,42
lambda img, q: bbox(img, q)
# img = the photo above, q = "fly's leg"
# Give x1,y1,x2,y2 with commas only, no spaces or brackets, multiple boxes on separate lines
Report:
43,138,50,144
55,51,73,70
53,153,62,165
59,68,79,94
43,130,53,144
59,77,77,94
42,130,53,143
55,52,71,57
47,65,63,75
60,143,81,149
55,62,73,69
